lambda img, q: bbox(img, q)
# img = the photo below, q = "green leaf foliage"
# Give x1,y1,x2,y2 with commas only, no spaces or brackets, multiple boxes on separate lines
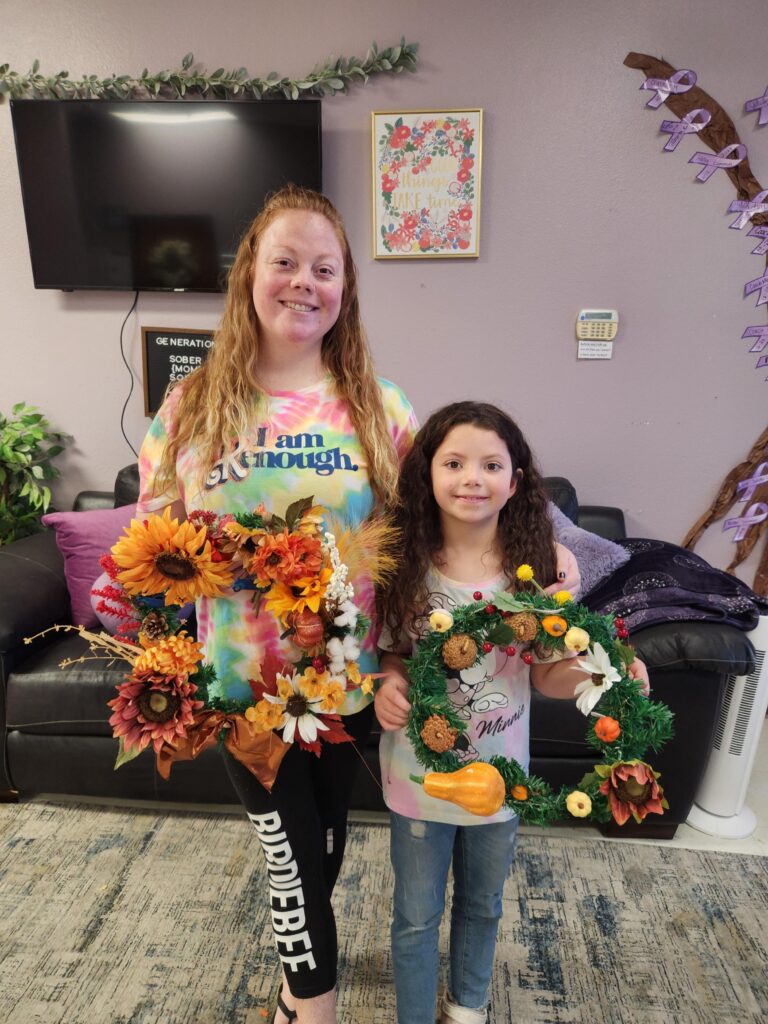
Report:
0,41,419,102
0,403,70,544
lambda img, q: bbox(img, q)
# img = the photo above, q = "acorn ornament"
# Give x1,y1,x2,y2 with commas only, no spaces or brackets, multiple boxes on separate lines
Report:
420,714,459,753
442,633,478,670
505,612,538,642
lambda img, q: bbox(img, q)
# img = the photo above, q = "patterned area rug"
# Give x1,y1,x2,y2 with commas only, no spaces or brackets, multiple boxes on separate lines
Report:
1,801,767,1024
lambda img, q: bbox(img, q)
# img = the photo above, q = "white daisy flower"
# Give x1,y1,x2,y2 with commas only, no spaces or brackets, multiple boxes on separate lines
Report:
573,642,621,716
263,671,329,744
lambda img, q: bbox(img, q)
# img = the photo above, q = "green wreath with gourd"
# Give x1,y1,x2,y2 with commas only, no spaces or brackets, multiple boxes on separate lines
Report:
406,567,674,827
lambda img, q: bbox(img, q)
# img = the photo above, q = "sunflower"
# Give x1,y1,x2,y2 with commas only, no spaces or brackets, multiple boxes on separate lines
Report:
264,568,333,624
107,669,203,753
112,507,234,605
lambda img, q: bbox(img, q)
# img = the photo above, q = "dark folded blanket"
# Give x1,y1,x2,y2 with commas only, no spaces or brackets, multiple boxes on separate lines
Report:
583,538,768,632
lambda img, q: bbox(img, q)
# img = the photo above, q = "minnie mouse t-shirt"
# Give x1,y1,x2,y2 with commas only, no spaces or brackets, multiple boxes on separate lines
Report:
378,568,534,826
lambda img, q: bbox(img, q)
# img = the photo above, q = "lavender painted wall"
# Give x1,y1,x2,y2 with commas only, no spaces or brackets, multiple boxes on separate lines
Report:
1,0,765,585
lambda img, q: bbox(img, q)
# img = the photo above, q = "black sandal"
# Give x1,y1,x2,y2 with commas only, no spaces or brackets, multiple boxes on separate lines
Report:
272,990,298,1023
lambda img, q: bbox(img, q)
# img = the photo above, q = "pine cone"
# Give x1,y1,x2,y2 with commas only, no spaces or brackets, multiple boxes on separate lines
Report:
420,714,459,753
138,611,170,644
506,612,538,642
442,633,478,670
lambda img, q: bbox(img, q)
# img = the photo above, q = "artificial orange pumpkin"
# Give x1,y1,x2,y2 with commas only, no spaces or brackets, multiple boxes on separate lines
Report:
421,762,505,816
290,608,325,649
541,615,568,637
511,784,529,801
594,715,621,743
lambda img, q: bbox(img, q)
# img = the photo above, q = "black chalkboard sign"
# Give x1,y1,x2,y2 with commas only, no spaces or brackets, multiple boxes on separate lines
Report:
141,326,214,416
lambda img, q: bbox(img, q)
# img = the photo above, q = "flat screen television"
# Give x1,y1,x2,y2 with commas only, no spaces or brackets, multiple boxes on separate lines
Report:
10,99,322,292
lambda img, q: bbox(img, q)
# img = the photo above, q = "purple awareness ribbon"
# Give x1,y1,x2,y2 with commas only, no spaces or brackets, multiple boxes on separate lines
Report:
660,108,711,152
688,143,747,182
728,189,768,229
747,225,768,255
757,355,768,370
723,503,768,541
640,69,697,109
745,86,768,127
736,462,768,501
744,271,768,307
742,325,768,353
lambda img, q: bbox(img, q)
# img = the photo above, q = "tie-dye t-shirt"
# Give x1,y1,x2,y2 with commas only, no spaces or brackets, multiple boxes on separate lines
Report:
379,568,564,826
137,376,417,713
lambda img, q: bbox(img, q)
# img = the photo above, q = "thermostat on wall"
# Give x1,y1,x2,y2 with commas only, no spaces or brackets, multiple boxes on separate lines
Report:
576,309,619,341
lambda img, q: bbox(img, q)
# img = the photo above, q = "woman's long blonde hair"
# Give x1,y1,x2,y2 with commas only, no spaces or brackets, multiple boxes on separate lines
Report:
156,185,400,507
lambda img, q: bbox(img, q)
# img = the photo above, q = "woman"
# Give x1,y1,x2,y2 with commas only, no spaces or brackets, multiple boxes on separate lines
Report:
137,185,417,1024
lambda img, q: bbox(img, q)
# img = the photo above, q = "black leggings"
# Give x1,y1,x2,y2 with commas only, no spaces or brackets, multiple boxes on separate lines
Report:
223,703,374,999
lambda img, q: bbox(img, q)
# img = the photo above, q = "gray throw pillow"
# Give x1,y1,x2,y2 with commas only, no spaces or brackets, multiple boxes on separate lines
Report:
549,502,630,597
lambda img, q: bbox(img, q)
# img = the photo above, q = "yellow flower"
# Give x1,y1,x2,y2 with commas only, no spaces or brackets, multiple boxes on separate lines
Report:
346,662,362,685
264,569,333,625
112,506,233,605
133,631,203,676
297,505,326,538
319,680,346,712
294,568,333,613
360,675,375,695
276,674,295,702
245,700,284,732
429,609,454,633
301,666,330,698
553,590,572,605
515,564,534,582
566,790,592,818
564,627,590,653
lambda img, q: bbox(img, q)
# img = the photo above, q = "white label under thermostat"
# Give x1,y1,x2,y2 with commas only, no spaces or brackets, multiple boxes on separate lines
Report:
577,339,613,359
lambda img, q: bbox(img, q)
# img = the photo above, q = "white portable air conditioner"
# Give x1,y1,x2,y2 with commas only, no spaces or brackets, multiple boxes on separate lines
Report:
686,614,768,839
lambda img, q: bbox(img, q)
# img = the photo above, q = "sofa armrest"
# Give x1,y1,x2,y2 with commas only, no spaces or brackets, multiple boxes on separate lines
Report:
73,490,115,512
577,504,626,540
631,621,755,677
0,530,70,654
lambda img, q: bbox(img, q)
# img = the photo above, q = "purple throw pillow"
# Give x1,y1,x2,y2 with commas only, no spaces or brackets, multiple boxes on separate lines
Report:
42,504,138,627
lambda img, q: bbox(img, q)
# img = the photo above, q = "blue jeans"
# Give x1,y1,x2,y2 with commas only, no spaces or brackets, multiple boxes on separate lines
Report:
389,811,519,1024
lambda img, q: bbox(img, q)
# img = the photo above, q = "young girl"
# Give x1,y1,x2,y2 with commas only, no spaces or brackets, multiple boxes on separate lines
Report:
137,185,417,1024
375,401,647,1024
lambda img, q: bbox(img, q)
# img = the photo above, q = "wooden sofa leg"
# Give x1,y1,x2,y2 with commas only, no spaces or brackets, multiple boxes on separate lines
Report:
0,789,19,803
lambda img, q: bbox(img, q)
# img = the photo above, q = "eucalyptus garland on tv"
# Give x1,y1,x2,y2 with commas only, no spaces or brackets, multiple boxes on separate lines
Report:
406,567,674,827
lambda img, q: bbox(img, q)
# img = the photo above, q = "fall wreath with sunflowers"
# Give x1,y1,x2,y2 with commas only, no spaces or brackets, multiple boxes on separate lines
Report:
28,498,397,791
405,567,674,827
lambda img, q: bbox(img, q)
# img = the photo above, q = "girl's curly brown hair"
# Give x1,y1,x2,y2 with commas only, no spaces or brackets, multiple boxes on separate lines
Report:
380,401,557,643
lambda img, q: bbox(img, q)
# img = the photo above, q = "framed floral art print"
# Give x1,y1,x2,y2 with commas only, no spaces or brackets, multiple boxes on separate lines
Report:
371,108,483,259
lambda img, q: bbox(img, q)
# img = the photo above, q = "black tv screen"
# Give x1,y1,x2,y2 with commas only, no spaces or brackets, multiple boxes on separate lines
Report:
10,99,322,292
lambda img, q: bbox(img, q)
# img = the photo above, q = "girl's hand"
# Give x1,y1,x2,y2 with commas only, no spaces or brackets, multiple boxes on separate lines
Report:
628,656,651,697
374,674,412,731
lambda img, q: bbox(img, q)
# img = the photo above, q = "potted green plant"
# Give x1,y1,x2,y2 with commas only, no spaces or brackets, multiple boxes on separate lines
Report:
0,402,69,545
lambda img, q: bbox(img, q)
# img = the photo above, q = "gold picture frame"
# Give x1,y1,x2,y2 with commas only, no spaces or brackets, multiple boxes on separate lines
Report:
371,108,482,259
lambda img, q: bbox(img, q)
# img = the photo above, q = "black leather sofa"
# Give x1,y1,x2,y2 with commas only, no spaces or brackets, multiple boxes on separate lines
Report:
0,466,756,838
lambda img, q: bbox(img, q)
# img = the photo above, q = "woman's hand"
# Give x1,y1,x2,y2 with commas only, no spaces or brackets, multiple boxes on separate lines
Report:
374,673,412,731
628,656,651,696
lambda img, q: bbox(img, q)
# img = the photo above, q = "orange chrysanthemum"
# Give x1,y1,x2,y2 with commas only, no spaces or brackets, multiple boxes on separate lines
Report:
112,507,233,605
133,631,204,676
248,530,323,588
